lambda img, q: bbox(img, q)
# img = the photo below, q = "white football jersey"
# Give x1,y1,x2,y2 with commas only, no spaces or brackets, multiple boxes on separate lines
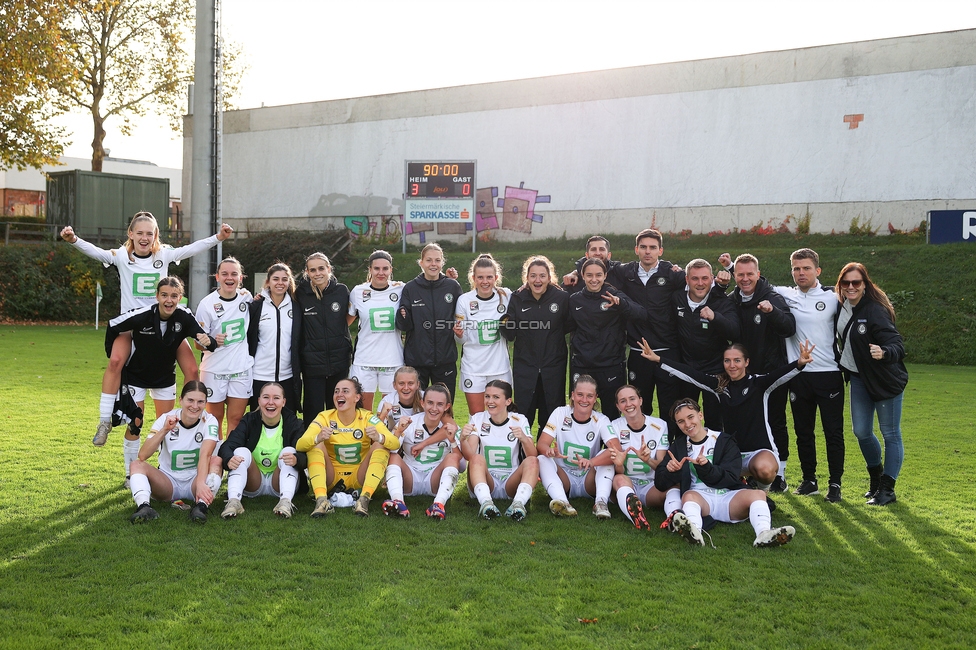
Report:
377,391,423,431
611,415,669,486
455,289,511,377
195,289,253,375
686,429,728,495
348,282,404,367
150,409,220,481
541,405,616,478
398,416,454,474
469,411,531,475
72,235,218,313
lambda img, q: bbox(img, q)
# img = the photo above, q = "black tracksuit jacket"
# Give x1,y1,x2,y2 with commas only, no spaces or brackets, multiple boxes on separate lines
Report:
729,276,796,372
566,282,646,370
673,286,740,373
836,299,909,401
395,273,463,368
608,260,686,356
291,277,352,383
501,284,570,395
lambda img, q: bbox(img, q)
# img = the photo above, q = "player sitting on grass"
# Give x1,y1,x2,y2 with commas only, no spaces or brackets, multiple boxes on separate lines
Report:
128,381,223,524
218,382,308,520
383,383,460,519
460,380,539,522
655,398,795,548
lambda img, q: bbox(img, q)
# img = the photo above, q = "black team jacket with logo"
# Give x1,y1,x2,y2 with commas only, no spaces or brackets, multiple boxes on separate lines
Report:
566,282,646,370
501,284,570,385
291,277,352,380
673,285,740,373
608,260,686,359
395,273,463,368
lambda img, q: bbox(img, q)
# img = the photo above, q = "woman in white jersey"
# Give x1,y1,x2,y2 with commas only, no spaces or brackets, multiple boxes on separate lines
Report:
247,263,299,410
536,375,621,519
454,254,512,415
128,381,223,524
376,366,424,431
218,382,308,519
461,380,539,522
347,250,404,411
61,212,232,446
608,385,669,530
195,257,253,438
382,383,461,519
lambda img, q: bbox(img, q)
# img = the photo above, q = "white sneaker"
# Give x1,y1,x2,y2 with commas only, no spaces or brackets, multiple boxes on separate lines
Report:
220,498,245,519
548,499,578,517
670,511,705,546
272,497,296,519
592,499,611,520
93,419,112,447
754,526,796,548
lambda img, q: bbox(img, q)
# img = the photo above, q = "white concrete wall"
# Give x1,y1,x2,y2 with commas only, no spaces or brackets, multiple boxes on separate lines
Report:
188,30,976,237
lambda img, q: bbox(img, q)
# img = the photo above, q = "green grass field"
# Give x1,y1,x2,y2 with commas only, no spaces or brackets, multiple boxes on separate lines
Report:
1,325,975,649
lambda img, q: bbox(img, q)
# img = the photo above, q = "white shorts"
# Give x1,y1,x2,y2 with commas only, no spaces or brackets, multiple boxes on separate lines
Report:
626,476,656,503
164,473,196,502
741,449,775,473
243,472,280,498
685,488,744,524
468,468,517,501
402,464,435,497
126,384,177,403
350,365,398,394
563,467,591,499
201,369,252,402
460,370,514,394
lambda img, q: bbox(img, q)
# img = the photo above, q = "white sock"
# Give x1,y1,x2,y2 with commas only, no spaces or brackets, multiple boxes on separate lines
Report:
539,456,568,502
594,465,613,503
130,473,151,506
434,466,459,504
227,447,251,501
684,501,703,529
123,438,140,477
385,464,404,501
616,485,636,523
664,488,682,516
749,499,772,536
513,481,533,504
756,480,772,492
99,392,116,420
205,473,222,495
778,460,787,477
278,447,299,500
473,483,492,506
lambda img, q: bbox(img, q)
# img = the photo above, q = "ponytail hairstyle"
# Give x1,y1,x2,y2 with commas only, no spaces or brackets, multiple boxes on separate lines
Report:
417,243,445,269
424,382,454,418
181,380,208,399
124,211,162,259
579,257,607,280
467,253,503,292
485,379,516,412
669,397,702,421
156,276,185,296
336,377,365,411
836,262,896,322
303,252,332,299
716,343,750,392
365,250,394,284
392,366,424,412
570,374,600,409
264,262,296,297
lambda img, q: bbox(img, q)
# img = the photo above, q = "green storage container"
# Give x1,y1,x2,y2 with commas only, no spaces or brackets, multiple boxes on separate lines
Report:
46,170,170,244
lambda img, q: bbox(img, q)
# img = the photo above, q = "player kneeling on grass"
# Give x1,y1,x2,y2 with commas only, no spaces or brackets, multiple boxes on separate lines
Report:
383,383,460,519
129,381,223,524
460,380,539,522
296,378,399,518
218,382,308,519
655,398,795,548
608,385,670,530
536,375,621,518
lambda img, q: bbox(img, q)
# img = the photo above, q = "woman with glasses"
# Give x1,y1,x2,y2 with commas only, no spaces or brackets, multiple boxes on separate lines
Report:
834,263,908,506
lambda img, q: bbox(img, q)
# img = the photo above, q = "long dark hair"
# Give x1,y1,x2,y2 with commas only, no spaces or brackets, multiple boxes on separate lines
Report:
181,380,208,399
837,262,896,322
336,377,365,410
485,379,516,412
716,343,750,392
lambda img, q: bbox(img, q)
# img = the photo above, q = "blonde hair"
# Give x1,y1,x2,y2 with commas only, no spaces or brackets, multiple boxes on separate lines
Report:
393,366,424,412
520,255,558,288
304,252,332,299
124,212,161,259
467,253,503,291
417,243,445,266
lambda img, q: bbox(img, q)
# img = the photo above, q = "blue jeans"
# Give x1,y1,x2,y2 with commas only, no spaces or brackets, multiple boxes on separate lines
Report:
849,375,904,479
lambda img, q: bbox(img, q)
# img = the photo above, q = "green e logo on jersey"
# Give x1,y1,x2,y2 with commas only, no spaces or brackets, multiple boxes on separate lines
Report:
333,443,361,465
132,273,160,297
625,453,651,475
368,307,395,332
484,445,512,469
416,446,445,464
563,442,590,463
222,318,246,344
478,320,500,344
171,449,200,471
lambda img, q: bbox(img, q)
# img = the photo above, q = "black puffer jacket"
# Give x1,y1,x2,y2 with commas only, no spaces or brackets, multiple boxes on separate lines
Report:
836,299,908,401
729,276,795,372
395,273,463,368
291,277,352,380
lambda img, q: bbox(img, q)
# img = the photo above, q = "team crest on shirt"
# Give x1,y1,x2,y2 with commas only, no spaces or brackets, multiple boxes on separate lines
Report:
618,429,631,444
629,371,636,381
413,429,424,442
561,417,572,430
600,301,610,311
331,302,341,312
706,446,714,456
677,308,685,317
262,458,272,468
549,303,559,313
213,303,224,314
153,260,163,269
858,324,867,334
753,314,762,324
657,277,666,286
362,290,371,302
288,309,293,318
121,385,130,395
445,294,454,303
390,293,398,301
464,379,473,389
173,322,182,332
742,387,749,396
507,431,516,441
353,429,364,439
206,387,213,397
469,301,479,314
239,303,247,312
647,439,657,450
586,431,595,441
480,422,491,434
790,391,797,402
497,304,505,313
816,301,826,311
